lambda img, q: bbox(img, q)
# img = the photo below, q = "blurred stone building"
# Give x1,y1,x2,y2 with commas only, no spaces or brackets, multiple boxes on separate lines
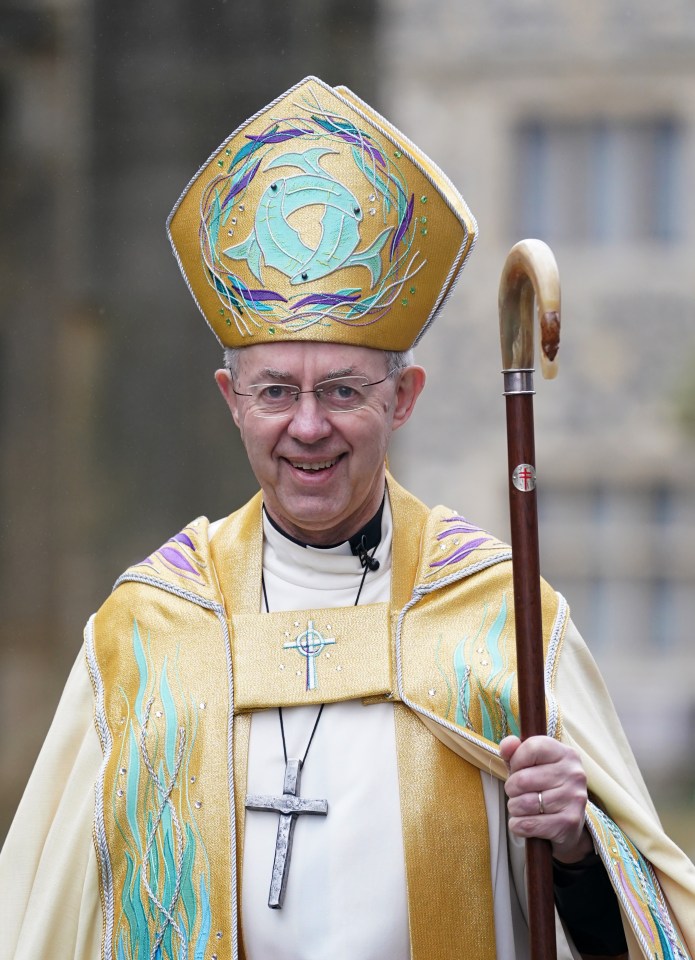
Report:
1,0,694,855
385,0,695,844
0,0,378,839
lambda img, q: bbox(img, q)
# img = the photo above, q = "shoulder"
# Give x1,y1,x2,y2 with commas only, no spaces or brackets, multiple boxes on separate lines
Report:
416,504,513,587
107,517,220,605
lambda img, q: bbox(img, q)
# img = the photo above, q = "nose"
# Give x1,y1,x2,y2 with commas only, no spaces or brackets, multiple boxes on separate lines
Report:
285,392,333,442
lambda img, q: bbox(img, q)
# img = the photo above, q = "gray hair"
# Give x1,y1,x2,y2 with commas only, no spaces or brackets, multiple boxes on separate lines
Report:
223,346,414,381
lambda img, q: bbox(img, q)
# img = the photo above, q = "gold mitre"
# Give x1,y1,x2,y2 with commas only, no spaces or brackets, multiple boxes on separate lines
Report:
167,76,477,351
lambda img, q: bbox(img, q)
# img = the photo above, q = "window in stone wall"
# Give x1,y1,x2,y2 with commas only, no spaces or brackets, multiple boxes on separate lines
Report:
537,480,694,652
514,117,682,244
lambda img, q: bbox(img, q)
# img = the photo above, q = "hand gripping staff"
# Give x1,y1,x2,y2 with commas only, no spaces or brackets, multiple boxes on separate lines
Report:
499,239,561,960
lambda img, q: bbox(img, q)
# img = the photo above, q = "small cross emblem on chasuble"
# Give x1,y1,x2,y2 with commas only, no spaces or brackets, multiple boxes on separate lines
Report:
283,619,335,690
245,758,329,908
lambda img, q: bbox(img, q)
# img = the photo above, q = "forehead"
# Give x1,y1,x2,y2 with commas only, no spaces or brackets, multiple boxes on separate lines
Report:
237,342,388,380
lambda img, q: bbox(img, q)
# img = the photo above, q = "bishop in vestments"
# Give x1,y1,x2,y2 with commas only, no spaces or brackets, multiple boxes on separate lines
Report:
1,77,694,960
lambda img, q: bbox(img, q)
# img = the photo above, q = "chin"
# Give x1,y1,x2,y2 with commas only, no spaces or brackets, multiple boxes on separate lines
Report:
273,499,345,533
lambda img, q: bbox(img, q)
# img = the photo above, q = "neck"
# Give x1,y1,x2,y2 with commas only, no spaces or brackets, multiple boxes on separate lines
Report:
264,497,385,555
263,477,387,547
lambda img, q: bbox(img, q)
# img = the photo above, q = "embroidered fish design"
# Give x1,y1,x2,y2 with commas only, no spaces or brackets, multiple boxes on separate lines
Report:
223,147,392,288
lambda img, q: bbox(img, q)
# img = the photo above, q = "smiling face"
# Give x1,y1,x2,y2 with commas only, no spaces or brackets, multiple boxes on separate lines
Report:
215,342,425,545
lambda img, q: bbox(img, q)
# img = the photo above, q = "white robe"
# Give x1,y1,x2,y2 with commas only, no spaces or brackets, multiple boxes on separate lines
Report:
239,502,528,960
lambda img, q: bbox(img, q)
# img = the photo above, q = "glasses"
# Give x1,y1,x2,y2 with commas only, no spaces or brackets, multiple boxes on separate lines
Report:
232,374,394,418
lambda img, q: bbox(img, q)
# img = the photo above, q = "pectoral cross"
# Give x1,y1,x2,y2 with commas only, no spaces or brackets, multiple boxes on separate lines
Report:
245,757,328,908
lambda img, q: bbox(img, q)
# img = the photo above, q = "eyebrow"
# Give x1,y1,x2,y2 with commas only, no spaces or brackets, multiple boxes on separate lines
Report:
255,369,294,381
252,366,360,382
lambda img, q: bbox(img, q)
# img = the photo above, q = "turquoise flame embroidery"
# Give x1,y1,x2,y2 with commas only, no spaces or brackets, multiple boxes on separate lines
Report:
112,619,212,960
452,595,520,742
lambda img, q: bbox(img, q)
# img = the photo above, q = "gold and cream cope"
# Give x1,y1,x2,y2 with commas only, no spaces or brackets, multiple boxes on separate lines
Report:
85,477,688,960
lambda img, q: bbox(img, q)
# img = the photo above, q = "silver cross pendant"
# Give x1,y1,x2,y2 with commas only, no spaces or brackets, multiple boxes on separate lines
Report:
245,758,329,908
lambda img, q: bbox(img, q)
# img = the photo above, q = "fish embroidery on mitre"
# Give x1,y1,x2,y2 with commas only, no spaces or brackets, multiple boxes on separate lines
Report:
199,89,423,338
224,147,394,288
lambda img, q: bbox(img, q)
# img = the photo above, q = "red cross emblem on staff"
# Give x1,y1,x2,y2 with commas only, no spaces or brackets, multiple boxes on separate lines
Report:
512,463,537,493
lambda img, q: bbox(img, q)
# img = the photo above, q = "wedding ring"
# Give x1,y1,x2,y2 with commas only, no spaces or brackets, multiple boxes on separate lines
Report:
538,791,545,815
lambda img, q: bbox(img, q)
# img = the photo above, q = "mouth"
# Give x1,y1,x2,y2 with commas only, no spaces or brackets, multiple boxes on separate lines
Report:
286,455,342,473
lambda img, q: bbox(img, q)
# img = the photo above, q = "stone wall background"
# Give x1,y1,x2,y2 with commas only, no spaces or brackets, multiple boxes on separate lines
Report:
0,0,379,840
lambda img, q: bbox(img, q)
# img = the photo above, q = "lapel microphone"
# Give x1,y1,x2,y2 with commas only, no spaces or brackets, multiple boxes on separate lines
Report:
355,535,380,571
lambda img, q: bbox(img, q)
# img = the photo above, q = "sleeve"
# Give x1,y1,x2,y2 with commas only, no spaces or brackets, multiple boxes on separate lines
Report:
555,618,695,958
0,644,104,960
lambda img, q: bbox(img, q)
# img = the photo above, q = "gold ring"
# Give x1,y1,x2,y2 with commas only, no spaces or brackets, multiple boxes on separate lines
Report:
538,792,545,815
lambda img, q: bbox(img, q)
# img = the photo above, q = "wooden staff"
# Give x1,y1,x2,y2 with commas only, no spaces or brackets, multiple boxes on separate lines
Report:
498,239,561,960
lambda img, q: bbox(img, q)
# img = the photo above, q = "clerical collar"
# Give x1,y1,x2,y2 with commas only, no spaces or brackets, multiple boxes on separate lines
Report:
262,496,385,558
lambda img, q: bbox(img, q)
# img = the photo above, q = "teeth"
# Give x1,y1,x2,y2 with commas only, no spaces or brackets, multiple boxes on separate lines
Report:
290,458,338,471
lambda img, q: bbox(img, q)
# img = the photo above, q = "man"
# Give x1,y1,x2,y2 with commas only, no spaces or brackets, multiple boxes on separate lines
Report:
1,77,694,960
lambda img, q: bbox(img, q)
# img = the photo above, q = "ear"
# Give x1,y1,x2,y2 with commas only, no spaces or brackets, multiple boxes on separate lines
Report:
214,368,242,428
391,365,426,432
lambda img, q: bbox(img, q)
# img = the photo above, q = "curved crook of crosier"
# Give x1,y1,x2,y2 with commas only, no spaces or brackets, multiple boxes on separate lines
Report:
498,239,561,381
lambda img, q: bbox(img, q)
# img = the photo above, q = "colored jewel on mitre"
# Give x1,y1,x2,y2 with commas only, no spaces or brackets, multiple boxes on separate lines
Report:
167,76,477,351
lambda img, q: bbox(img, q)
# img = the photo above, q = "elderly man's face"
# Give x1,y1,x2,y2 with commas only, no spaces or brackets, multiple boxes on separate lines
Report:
216,342,425,545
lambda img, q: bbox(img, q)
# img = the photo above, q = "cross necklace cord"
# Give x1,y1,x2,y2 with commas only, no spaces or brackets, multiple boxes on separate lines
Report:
245,537,378,909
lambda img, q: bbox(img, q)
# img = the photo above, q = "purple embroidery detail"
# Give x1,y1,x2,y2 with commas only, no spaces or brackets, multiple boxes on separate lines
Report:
159,546,200,577
334,132,386,168
390,193,414,261
430,536,493,569
436,524,483,541
292,292,361,309
310,114,387,168
222,159,261,208
237,287,287,303
172,533,196,550
245,128,312,143
429,514,495,570
615,863,654,943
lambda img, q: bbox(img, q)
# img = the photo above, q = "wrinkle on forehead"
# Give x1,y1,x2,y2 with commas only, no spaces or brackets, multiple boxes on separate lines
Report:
237,342,389,385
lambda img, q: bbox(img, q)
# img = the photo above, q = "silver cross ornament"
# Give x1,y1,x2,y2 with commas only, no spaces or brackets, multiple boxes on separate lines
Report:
245,758,328,908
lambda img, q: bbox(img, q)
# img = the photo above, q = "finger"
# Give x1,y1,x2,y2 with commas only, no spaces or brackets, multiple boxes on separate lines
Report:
506,784,568,818
507,801,585,846
504,761,577,798
505,753,587,801
499,735,521,767
507,789,550,819
505,735,567,773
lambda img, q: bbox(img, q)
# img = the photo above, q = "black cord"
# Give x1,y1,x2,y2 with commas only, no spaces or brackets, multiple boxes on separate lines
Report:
278,703,325,767
354,543,378,605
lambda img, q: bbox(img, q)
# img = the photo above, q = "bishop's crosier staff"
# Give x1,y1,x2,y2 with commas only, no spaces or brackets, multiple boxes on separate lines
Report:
498,239,561,960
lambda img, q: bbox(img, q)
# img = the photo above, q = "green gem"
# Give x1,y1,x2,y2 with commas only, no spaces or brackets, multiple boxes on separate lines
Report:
394,150,402,159
219,309,225,315
401,298,408,307
217,160,224,167
420,195,427,203
421,216,428,224
225,317,232,326
421,228,428,236
409,286,416,295
225,148,231,155
268,327,276,335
